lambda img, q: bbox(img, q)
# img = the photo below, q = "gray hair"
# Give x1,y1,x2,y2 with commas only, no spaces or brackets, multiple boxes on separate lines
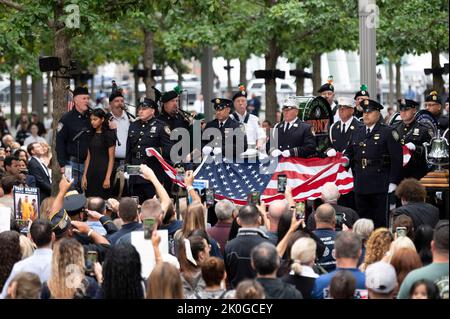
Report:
268,200,289,220
352,218,374,242
335,232,362,259
251,242,279,275
215,199,235,221
321,182,341,202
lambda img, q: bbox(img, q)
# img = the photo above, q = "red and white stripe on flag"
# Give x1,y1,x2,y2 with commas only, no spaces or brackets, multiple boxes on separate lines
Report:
402,145,411,166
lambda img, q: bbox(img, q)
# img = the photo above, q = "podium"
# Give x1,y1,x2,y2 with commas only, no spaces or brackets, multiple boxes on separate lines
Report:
420,170,449,220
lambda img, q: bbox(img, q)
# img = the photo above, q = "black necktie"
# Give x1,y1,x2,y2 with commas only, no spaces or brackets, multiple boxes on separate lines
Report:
342,123,346,134
219,122,223,129
284,122,289,132
366,128,370,135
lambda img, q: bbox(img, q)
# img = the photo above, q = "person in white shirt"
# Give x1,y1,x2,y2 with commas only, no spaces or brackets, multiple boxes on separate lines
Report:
0,219,54,299
107,83,132,197
23,124,46,147
192,93,204,114
229,86,266,158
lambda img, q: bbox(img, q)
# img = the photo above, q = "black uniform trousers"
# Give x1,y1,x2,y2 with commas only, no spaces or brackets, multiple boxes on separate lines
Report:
355,192,388,229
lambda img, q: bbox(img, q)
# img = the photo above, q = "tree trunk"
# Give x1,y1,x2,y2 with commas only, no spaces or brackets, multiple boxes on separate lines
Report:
431,48,445,95
177,67,182,88
133,63,139,106
239,57,247,87
226,59,232,97
143,28,155,100
312,54,321,94
21,75,28,112
296,62,305,96
46,72,52,116
265,36,279,124
9,73,16,128
161,64,166,92
388,60,394,108
395,60,401,107
51,0,71,196
32,75,44,118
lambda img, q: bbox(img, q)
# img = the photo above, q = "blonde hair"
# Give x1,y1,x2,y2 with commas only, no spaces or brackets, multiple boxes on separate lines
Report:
362,228,393,270
146,262,183,299
19,235,35,259
40,197,55,221
178,203,206,239
385,236,416,263
290,237,317,275
47,238,86,299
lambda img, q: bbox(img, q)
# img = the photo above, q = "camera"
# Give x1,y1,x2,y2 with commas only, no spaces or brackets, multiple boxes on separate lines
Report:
85,250,98,275
205,188,215,206
295,202,305,220
143,217,156,240
396,226,407,237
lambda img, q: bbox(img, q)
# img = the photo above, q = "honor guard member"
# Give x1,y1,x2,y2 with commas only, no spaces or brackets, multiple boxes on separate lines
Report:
126,97,173,203
318,76,339,122
353,84,370,119
107,81,133,197
230,85,266,157
327,97,364,154
393,99,432,180
344,99,403,228
158,86,190,131
425,91,449,132
268,97,316,158
202,98,246,160
56,86,92,191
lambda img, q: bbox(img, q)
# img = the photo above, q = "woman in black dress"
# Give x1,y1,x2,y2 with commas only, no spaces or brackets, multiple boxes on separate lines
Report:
82,109,115,199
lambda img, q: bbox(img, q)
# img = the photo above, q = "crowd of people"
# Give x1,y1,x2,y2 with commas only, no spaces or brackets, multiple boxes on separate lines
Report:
0,79,448,300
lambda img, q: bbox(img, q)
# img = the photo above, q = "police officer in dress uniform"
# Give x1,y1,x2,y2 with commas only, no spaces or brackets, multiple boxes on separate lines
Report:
126,97,173,203
393,99,432,181
268,97,316,158
202,98,246,160
230,85,266,158
326,97,364,210
318,77,339,122
353,84,370,119
344,99,403,228
425,91,449,132
56,86,92,191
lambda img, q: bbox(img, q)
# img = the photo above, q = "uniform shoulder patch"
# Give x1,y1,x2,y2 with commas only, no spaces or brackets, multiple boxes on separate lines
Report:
392,130,399,141
57,122,64,132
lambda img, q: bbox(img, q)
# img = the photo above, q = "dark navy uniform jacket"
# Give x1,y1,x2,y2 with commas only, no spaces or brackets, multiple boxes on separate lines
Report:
392,119,432,180
345,122,403,194
330,117,364,152
157,110,190,131
55,108,91,167
269,118,316,158
126,117,173,184
202,117,247,158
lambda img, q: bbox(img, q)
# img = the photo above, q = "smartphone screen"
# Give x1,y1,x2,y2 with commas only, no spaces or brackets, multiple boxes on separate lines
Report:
143,217,156,239
205,188,215,206
87,251,98,264
247,191,260,205
295,202,305,220
277,174,287,193
126,165,141,175
64,165,73,180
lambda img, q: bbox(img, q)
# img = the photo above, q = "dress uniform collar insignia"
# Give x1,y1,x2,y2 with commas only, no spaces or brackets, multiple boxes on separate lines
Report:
350,125,354,130
293,123,298,127
337,124,340,129
374,133,380,140
413,128,420,135
164,126,171,135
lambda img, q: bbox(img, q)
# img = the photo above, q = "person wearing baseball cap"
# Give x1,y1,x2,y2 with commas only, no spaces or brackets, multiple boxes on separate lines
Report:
267,97,316,158
365,261,398,299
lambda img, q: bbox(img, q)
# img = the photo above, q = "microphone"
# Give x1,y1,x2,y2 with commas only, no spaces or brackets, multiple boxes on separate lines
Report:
72,127,90,142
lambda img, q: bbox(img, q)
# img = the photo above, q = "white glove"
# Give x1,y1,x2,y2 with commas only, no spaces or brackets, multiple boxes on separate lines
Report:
202,146,213,155
213,147,222,155
388,183,397,193
123,172,130,180
281,150,291,158
326,148,337,157
271,149,282,157
405,142,416,151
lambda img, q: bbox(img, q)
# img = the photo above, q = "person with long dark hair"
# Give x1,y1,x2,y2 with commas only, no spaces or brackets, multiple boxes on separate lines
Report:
95,243,144,299
0,231,21,293
82,108,115,199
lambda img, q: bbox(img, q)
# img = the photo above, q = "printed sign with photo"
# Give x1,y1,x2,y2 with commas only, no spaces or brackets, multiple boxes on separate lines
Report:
13,186,40,233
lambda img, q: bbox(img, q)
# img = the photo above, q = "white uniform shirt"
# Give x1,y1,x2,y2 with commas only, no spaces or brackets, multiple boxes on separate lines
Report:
110,111,130,159
231,111,266,146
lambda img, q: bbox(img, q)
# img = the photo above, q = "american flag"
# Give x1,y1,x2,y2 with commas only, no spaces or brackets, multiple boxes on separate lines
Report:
146,147,354,205
402,145,411,166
